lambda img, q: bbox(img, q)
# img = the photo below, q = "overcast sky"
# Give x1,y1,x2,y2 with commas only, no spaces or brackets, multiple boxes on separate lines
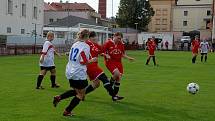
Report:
44,0,120,17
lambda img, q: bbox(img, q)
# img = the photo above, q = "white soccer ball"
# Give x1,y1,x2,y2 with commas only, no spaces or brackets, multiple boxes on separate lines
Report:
187,83,199,94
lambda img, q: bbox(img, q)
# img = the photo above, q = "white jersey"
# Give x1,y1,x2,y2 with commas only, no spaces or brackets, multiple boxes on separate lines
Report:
40,40,55,67
66,41,90,80
200,41,209,53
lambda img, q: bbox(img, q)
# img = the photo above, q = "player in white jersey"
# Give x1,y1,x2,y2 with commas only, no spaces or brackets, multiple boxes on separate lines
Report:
53,29,97,116
200,39,209,62
36,32,61,89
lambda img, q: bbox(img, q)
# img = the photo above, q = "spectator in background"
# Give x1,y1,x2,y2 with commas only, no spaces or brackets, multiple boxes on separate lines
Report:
165,41,169,50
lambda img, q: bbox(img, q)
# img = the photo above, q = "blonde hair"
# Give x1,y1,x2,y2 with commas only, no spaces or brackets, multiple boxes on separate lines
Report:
46,31,54,38
77,29,89,40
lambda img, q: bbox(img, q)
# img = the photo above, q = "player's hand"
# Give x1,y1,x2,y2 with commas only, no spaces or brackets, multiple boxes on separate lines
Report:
128,57,135,62
89,57,98,63
105,54,111,59
39,58,44,64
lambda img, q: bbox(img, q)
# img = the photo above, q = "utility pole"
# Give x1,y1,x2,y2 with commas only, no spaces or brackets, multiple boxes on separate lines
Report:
32,23,37,54
212,0,215,43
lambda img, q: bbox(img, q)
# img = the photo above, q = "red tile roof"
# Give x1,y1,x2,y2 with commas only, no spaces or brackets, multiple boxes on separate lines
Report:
44,2,95,12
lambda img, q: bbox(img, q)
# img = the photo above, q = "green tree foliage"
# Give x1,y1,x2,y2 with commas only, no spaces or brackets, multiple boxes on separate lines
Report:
116,0,154,31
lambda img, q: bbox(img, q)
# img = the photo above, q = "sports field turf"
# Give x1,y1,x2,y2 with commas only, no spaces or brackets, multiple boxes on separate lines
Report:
0,51,215,121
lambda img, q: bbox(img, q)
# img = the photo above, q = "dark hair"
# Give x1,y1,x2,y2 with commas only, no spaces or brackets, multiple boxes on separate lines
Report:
114,32,123,38
89,31,96,38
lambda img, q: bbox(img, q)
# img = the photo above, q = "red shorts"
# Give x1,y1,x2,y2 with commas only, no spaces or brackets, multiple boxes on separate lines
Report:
149,50,155,56
105,61,123,75
87,64,103,81
192,49,198,54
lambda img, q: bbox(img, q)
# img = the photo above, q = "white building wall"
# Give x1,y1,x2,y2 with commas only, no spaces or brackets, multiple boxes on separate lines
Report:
173,6,212,32
177,0,212,5
0,0,43,36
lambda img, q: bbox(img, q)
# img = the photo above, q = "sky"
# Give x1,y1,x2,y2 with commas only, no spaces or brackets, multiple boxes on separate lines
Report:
44,0,120,17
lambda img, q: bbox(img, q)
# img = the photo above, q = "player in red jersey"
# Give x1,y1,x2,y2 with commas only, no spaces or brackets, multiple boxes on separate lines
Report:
103,32,135,98
146,36,157,66
191,35,200,64
85,31,123,101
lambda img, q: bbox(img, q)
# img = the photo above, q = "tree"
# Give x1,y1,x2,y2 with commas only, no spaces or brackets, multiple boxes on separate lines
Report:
116,0,154,31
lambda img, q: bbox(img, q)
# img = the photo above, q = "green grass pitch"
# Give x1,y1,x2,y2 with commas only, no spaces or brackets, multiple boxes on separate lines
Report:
0,51,215,121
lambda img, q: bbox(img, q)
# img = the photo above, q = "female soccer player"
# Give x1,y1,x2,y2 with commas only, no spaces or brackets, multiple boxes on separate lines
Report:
146,36,157,66
85,31,122,101
36,31,60,89
200,38,209,62
53,29,97,116
191,35,200,64
103,32,135,99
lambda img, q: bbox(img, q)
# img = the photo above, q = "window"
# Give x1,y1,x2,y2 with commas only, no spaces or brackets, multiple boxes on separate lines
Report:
21,29,25,34
184,11,188,16
183,21,188,26
162,19,167,25
156,9,161,16
33,7,38,19
155,28,160,31
7,27,11,33
206,20,211,29
207,10,211,16
155,19,160,25
7,0,13,14
21,4,26,17
49,19,54,23
162,9,168,16
57,19,61,21
162,28,167,31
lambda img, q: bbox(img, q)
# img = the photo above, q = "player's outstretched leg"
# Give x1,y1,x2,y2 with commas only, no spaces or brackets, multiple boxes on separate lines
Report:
53,90,76,107
146,56,151,65
36,75,44,89
50,69,60,88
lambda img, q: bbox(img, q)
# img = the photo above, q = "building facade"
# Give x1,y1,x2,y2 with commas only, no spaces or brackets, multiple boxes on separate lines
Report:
173,0,212,32
44,2,101,25
148,0,175,32
0,0,43,36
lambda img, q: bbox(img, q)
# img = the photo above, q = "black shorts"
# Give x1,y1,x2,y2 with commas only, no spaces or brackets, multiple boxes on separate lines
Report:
40,66,56,71
201,53,207,56
69,79,88,89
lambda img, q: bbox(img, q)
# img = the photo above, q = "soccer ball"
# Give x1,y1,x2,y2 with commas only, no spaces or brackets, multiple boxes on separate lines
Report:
187,83,199,94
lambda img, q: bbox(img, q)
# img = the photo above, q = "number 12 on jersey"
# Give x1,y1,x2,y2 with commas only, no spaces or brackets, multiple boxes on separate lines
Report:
70,48,79,61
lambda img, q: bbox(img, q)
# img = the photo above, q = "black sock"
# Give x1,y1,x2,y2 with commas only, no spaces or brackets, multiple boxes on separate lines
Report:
36,75,44,88
146,57,150,65
65,96,81,112
50,75,56,87
192,57,195,63
194,56,197,63
85,85,94,94
201,55,203,62
98,73,115,97
152,56,156,65
114,82,120,95
60,90,76,100
205,55,207,62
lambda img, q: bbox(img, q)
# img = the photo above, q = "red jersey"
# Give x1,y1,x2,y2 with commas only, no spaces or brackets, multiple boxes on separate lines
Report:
147,40,156,51
103,39,125,62
192,39,200,52
85,40,102,65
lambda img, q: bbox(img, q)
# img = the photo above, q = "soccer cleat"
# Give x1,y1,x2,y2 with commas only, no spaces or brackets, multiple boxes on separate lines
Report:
51,84,60,88
36,86,44,89
63,110,75,117
53,96,61,107
112,95,124,101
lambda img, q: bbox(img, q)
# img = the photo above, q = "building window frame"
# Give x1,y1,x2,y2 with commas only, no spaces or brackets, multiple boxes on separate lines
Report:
7,0,13,14
183,21,188,26
33,6,38,19
21,3,26,17
7,27,12,33
184,11,188,16
207,10,211,16
21,29,25,34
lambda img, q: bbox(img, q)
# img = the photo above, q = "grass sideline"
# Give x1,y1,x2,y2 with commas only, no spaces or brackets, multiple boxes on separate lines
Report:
0,51,215,121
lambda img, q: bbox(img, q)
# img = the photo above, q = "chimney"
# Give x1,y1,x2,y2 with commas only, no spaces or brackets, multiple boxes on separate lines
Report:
98,0,106,18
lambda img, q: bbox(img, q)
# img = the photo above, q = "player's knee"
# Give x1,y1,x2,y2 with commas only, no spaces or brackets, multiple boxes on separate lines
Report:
93,80,100,88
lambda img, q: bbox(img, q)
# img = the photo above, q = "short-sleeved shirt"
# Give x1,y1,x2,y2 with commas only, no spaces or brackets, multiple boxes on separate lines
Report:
39,40,55,67
192,40,200,52
103,39,125,63
200,41,209,53
66,41,90,80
